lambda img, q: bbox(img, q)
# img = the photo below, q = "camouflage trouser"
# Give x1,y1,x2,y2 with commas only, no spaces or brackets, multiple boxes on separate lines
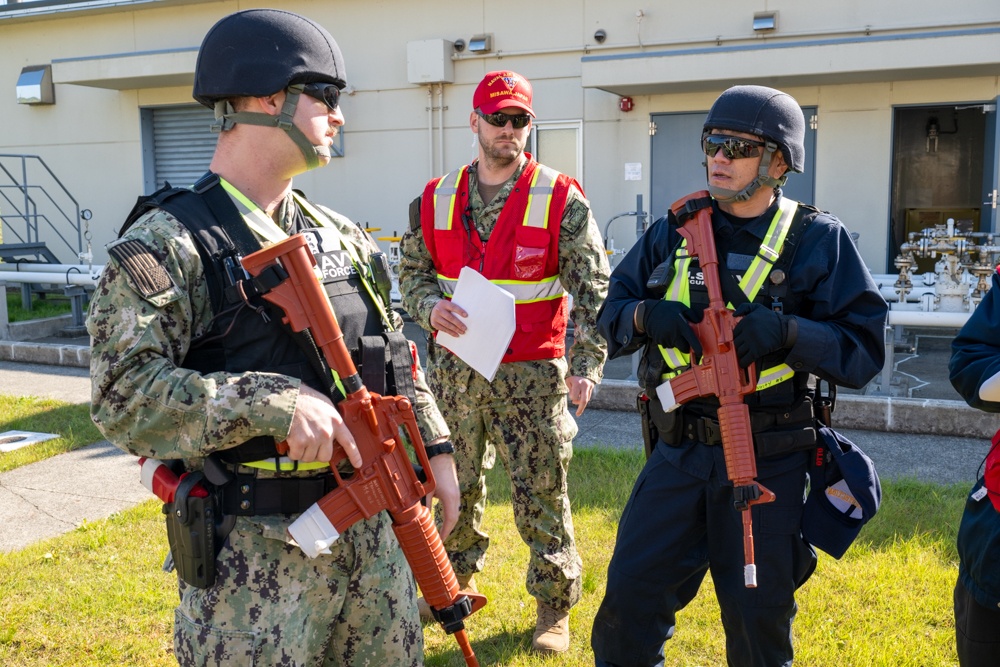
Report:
173,511,421,666
433,388,583,611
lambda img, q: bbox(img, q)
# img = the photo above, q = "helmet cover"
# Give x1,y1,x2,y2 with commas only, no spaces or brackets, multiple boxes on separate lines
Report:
193,8,346,108
703,85,805,173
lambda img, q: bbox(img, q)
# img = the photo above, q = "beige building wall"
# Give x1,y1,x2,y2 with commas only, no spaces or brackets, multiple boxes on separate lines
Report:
0,0,997,274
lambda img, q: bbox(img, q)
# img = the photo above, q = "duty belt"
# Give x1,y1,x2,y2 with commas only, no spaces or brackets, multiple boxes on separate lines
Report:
219,472,339,516
649,395,817,457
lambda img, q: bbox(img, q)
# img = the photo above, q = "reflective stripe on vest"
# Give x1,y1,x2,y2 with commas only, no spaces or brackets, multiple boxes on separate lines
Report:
659,199,799,387
433,166,468,231
436,273,565,303
524,164,558,229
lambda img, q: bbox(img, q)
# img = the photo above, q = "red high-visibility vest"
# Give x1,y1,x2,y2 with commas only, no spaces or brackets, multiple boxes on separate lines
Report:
420,157,578,363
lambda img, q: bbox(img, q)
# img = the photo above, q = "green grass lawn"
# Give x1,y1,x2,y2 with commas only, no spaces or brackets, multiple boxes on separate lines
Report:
4,289,73,323
0,395,102,473
0,423,966,667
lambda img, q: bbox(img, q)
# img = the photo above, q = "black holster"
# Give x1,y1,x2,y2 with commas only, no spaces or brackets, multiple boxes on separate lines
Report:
637,392,659,460
163,471,218,590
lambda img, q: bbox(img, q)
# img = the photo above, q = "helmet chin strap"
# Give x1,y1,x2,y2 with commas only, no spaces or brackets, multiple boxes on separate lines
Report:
210,84,330,171
707,140,788,203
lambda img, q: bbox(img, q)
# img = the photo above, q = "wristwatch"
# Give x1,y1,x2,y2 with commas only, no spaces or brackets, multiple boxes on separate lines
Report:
424,440,455,459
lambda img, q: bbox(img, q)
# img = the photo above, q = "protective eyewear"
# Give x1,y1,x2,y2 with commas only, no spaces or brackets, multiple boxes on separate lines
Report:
300,82,341,111
477,110,531,129
702,135,766,160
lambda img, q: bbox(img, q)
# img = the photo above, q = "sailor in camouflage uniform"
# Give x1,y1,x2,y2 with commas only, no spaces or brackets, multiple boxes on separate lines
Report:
398,70,610,654
88,9,458,666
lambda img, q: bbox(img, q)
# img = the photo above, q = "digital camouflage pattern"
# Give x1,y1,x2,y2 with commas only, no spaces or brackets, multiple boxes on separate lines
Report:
89,196,449,463
88,189,447,665
174,513,421,667
398,159,609,611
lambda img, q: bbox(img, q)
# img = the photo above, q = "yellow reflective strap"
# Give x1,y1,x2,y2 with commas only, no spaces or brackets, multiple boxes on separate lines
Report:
292,193,393,330
755,363,794,390
242,458,331,472
219,178,288,244
331,369,346,400
738,198,798,300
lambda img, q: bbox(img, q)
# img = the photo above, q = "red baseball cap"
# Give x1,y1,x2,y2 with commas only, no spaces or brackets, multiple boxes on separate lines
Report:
473,70,534,117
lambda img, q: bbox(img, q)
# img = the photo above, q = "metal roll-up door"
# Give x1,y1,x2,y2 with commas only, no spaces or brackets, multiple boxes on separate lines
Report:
142,105,217,192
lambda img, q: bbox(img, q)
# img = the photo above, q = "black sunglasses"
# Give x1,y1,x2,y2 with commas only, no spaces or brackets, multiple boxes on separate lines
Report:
477,110,531,129
702,135,766,160
300,82,341,111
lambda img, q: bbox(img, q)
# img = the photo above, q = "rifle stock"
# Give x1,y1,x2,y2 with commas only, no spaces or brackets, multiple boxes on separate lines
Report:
665,191,776,588
241,235,486,666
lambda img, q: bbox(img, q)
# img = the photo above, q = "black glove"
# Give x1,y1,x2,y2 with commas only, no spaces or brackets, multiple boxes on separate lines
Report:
732,303,797,369
641,300,703,358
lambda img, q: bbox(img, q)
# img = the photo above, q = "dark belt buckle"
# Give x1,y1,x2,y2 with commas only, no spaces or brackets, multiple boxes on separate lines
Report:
696,417,722,446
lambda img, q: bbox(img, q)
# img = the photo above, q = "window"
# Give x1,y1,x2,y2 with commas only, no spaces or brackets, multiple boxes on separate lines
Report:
528,120,582,182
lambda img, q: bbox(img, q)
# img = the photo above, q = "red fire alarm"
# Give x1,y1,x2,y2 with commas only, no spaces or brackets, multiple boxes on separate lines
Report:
619,96,634,112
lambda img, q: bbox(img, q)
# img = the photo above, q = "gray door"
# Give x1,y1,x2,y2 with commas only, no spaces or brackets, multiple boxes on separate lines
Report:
650,108,817,221
140,105,217,194
984,97,1000,233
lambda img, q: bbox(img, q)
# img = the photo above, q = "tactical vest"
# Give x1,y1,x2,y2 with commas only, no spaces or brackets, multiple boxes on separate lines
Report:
646,197,808,408
420,157,574,363
121,173,412,468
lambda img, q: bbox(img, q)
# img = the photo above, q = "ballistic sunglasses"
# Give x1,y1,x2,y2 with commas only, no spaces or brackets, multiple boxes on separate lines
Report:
702,135,766,160
300,82,341,111
477,110,532,129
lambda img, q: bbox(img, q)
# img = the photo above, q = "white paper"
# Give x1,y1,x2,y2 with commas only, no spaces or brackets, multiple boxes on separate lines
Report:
655,379,681,412
436,267,516,382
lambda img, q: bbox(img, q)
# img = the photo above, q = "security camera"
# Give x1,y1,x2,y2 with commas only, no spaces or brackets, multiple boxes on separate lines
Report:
454,39,466,52
594,29,607,44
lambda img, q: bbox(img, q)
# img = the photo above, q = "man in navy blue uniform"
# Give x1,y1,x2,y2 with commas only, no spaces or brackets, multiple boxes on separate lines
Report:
590,85,888,667
948,271,1000,667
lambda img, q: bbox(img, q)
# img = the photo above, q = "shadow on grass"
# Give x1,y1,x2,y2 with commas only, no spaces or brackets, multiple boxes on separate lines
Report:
485,448,967,560
425,626,534,667
0,398,102,472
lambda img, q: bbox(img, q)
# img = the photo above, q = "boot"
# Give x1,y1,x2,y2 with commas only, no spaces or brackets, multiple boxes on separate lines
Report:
417,574,477,622
532,599,570,654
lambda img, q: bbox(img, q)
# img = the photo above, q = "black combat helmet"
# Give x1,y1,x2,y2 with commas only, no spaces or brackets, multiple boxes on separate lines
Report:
192,8,346,170
193,8,346,107
702,85,805,202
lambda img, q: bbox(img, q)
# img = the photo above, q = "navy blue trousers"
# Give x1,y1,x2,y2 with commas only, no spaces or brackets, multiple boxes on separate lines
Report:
955,577,1000,667
592,439,817,667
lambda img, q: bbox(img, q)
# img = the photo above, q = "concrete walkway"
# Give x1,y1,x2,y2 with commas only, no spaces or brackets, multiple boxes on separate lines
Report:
0,360,154,553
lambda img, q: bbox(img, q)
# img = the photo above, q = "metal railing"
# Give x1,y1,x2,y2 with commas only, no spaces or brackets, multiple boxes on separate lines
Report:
0,154,84,264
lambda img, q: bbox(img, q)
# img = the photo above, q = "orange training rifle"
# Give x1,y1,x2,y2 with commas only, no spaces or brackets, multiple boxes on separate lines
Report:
658,191,776,588
241,234,487,666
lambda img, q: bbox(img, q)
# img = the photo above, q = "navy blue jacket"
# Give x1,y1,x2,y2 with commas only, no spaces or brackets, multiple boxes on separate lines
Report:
949,270,1000,609
598,193,887,410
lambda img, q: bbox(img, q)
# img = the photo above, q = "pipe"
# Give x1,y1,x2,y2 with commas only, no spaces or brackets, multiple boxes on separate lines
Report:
437,84,445,175
0,271,99,287
0,263,102,281
427,85,434,180
887,310,970,328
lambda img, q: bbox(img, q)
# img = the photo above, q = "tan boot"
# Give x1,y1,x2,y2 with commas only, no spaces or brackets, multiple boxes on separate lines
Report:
417,574,477,622
532,599,570,654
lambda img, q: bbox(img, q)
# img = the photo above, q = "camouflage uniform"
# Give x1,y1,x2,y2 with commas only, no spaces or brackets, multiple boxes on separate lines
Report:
398,160,609,611
89,189,448,666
